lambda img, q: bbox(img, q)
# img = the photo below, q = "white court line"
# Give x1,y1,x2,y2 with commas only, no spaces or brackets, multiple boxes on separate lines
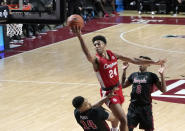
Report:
0,79,98,86
4,24,122,59
0,23,123,86
175,89,185,95
120,24,185,54
152,80,185,99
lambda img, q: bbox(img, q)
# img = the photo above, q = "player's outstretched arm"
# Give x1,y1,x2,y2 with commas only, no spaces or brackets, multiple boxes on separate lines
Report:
106,111,116,122
93,91,116,107
71,26,94,63
156,65,167,93
114,53,166,65
121,62,131,88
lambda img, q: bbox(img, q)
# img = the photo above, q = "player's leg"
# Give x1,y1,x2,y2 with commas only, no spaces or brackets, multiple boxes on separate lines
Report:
105,107,119,130
110,0,116,11
100,90,119,130
127,103,138,131
139,104,154,131
111,118,119,131
94,0,109,17
109,103,128,131
107,0,119,15
100,88,124,130
95,0,106,13
109,86,128,131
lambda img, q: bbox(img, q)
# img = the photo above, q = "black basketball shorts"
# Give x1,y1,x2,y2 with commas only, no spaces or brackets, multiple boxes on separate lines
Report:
127,103,154,130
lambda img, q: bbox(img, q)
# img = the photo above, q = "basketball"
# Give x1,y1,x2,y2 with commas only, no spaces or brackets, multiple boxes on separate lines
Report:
67,14,84,29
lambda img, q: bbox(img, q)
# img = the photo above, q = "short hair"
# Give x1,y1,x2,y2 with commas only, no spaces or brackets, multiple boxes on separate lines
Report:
72,96,84,109
139,56,152,60
92,35,107,44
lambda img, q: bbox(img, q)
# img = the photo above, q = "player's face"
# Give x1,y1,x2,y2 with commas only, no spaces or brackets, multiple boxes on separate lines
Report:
93,40,106,54
139,65,149,72
139,58,150,72
79,99,92,112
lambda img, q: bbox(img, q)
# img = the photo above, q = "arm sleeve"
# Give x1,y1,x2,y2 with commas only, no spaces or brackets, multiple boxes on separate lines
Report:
74,109,81,124
128,73,134,84
151,73,160,84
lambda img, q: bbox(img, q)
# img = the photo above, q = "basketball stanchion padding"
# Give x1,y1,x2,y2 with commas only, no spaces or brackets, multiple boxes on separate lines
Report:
6,24,23,37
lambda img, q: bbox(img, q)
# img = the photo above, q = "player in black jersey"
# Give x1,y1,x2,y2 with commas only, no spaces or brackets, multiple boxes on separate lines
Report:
121,56,167,131
72,93,118,131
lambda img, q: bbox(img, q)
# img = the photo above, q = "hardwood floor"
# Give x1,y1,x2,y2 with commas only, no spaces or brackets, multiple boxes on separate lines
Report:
0,13,185,131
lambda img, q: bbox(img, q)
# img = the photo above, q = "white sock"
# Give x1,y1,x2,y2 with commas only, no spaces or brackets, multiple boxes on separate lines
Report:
111,127,118,131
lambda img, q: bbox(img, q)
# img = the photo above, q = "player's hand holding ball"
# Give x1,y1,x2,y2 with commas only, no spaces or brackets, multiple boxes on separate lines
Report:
67,14,84,35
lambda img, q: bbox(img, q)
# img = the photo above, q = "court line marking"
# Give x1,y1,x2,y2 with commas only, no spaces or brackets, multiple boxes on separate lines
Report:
3,24,122,59
0,79,98,86
120,24,185,54
152,80,185,99
0,24,123,85
175,89,185,95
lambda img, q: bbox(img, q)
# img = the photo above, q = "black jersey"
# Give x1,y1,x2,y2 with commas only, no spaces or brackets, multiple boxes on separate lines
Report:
128,72,159,105
74,107,110,131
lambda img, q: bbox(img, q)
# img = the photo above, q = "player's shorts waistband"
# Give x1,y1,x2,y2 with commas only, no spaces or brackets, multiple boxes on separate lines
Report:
101,82,120,91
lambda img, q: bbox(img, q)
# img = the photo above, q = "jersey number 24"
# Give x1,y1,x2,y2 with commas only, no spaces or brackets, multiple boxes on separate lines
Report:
109,68,117,78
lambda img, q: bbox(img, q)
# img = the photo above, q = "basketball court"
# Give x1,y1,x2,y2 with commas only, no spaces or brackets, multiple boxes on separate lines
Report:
0,1,185,131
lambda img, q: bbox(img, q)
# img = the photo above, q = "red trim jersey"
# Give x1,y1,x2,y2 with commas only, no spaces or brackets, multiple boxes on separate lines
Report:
96,50,119,89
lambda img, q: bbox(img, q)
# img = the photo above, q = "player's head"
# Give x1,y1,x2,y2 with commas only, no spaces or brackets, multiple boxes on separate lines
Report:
72,96,91,112
139,56,152,72
92,35,107,54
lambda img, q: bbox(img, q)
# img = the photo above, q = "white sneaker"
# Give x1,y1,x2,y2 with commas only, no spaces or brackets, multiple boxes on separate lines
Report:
138,11,141,15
